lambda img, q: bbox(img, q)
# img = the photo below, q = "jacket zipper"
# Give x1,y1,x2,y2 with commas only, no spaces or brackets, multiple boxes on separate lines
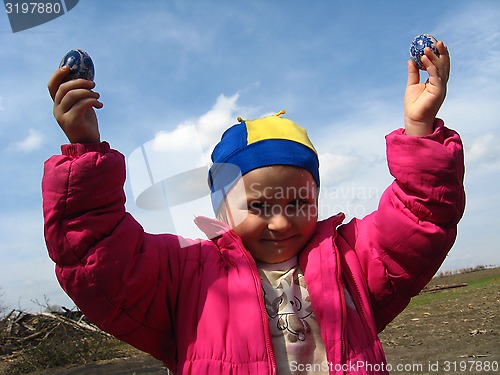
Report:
248,254,277,374
230,232,277,374
343,263,371,337
342,261,383,374
335,246,348,375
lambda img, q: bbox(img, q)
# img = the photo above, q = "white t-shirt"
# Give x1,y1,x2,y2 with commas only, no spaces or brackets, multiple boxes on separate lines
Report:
257,256,329,374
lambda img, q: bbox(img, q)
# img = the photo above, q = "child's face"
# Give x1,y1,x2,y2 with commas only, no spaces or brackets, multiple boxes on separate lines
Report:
220,166,318,264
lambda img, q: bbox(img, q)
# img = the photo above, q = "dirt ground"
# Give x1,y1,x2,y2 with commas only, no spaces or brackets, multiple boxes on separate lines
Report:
6,267,499,374
379,267,499,374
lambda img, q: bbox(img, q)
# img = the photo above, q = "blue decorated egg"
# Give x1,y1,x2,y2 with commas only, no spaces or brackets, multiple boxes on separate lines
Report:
59,49,95,81
409,34,439,69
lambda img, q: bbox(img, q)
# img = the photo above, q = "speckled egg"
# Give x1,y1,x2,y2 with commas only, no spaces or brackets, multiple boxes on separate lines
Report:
59,49,95,81
410,34,439,70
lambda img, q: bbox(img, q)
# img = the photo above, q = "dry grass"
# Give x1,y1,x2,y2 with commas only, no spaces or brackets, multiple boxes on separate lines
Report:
0,308,130,374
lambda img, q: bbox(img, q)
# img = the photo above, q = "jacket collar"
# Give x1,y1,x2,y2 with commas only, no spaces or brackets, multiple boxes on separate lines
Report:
193,215,231,240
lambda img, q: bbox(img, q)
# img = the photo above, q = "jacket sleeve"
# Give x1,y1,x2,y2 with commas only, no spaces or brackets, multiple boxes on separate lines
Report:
42,141,188,366
339,119,465,331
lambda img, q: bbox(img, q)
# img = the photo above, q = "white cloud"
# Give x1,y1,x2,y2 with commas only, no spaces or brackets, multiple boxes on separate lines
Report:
182,93,243,155
140,92,243,174
466,133,500,165
463,133,500,178
0,96,4,111
9,129,43,153
319,152,361,186
148,91,262,160
152,125,201,153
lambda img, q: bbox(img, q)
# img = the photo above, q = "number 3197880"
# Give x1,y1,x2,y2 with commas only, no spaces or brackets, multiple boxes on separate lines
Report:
5,2,62,14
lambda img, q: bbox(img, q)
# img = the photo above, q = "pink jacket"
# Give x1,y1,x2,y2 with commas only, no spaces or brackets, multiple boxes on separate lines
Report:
42,121,465,374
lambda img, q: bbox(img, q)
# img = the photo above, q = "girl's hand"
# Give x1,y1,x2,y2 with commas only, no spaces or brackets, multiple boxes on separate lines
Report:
404,41,450,136
48,66,103,143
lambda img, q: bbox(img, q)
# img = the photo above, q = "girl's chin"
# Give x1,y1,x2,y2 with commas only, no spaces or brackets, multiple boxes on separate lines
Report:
253,247,300,264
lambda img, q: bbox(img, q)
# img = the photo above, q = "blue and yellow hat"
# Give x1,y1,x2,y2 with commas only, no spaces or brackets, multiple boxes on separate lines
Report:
208,110,320,212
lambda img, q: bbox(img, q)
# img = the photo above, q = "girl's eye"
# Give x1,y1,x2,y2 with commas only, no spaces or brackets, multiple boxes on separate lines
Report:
288,199,307,207
248,201,269,213
248,201,262,210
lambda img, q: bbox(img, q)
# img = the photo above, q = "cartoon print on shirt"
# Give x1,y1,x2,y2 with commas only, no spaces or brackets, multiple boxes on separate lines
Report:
262,270,313,342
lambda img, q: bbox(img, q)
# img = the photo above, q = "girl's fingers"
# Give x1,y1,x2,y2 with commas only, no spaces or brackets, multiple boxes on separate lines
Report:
57,88,100,114
407,60,420,87
421,54,437,76
436,40,448,58
54,79,97,105
66,98,101,120
437,41,450,82
48,66,70,101
424,42,450,83
424,47,441,72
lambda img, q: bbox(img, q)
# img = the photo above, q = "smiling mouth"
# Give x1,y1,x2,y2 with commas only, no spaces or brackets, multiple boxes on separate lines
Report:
261,236,296,244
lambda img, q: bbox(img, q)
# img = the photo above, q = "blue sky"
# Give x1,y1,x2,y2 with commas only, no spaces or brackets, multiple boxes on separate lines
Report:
0,0,499,311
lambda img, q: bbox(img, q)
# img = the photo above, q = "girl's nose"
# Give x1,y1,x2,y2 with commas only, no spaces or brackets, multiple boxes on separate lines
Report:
268,212,292,232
